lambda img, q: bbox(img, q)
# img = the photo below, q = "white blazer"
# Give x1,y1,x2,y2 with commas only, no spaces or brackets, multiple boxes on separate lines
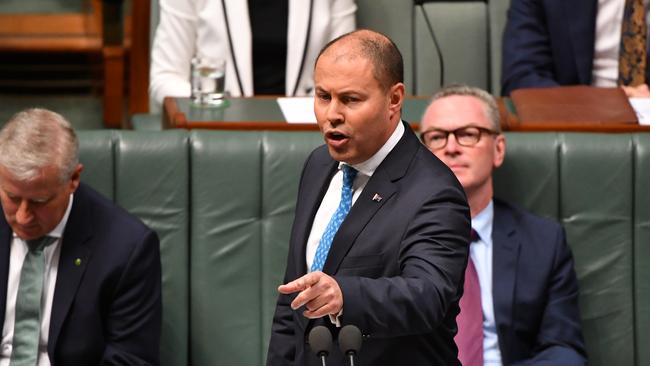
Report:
149,0,356,108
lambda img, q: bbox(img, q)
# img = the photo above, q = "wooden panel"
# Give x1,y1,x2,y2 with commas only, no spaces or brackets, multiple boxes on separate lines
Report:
128,0,151,114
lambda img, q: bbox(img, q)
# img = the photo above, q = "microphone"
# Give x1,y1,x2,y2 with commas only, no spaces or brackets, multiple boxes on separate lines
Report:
309,326,333,366
338,325,363,366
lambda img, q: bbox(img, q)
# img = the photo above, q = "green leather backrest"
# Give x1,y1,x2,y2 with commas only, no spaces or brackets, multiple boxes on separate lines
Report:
635,134,650,366
414,1,489,95
77,130,190,366
496,133,636,366
76,130,649,366
188,131,322,366
78,130,116,199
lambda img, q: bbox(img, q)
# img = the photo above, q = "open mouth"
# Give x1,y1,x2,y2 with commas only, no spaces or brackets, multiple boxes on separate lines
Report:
328,131,347,140
325,130,349,147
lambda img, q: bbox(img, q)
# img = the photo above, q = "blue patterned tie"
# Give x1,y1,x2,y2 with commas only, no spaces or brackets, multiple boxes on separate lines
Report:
311,165,358,272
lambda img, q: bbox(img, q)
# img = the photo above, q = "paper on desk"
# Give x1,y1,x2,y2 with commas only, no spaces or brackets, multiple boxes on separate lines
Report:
277,97,317,123
629,98,650,125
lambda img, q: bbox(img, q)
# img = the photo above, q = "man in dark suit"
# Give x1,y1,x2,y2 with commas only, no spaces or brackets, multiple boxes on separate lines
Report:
420,84,586,365
501,0,650,97
266,30,471,366
0,108,161,365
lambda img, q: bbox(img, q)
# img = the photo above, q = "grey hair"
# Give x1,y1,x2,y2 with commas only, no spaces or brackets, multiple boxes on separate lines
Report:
0,108,79,183
430,84,501,132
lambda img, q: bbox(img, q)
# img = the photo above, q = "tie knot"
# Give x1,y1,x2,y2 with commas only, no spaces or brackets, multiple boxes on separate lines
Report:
342,165,358,188
26,236,57,253
470,229,480,243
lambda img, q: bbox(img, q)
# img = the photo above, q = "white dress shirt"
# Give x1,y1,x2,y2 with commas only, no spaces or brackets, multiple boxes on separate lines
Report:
470,200,504,366
305,122,404,271
1,194,74,366
592,0,650,86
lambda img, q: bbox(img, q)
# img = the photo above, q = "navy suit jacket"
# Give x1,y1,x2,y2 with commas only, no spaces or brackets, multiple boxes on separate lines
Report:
492,199,586,365
267,123,471,366
501,0,598,96
0,183,161,365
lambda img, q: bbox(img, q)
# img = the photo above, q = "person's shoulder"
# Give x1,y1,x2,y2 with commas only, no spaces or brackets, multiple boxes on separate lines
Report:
495,198,562,229
494,198,566,252
75,183,155,237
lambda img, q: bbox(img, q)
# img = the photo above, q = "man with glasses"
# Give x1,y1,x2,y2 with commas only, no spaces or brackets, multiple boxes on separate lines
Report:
420,84,586,366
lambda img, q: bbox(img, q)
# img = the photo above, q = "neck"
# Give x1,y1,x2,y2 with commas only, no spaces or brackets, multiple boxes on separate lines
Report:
466,183,493,219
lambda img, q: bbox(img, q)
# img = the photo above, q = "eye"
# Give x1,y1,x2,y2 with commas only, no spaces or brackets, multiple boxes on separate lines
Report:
341,96,359,104
429,132,447,142
456,128,479,139
316,92,331,101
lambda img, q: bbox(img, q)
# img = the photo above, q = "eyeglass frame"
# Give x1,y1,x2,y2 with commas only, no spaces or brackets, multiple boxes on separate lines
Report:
419,125,500,150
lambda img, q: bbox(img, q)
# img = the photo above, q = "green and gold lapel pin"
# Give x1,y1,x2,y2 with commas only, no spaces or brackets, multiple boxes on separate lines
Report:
74,258,82,266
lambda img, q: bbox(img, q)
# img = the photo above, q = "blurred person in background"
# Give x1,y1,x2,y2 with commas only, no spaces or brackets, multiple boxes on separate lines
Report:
150,0,356,108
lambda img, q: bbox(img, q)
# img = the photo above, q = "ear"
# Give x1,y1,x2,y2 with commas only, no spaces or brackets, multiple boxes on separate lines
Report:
493,134,506,168
68,163,84,193
388,82,405,120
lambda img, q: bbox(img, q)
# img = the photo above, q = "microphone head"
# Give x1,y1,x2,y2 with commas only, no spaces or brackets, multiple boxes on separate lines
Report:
338,324,363,355
308,326,333,357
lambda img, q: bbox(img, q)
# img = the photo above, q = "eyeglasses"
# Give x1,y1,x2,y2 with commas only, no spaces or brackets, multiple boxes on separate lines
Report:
420,126,499,150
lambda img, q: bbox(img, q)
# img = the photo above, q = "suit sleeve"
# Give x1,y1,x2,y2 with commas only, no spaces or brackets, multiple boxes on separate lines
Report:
514,227,586,366
501,0,560,96
101,229,162,366
335,187,470,337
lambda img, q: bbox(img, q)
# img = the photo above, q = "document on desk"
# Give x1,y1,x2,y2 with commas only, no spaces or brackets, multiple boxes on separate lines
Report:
277,97,317,123
629,98,650,125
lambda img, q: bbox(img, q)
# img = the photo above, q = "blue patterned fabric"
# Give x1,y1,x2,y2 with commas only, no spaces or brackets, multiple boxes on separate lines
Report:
310,165,358,272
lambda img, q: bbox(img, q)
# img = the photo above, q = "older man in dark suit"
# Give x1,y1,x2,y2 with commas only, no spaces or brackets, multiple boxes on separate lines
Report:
0,108,161,365
266,29,471,366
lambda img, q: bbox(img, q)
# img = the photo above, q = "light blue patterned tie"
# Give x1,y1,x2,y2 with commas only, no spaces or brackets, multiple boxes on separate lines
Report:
311,165,358,272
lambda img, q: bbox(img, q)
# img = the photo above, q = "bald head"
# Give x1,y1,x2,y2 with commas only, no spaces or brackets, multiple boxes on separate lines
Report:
315,29,403,91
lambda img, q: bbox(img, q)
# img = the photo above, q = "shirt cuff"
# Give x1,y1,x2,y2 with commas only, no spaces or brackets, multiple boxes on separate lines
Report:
328,308,343,327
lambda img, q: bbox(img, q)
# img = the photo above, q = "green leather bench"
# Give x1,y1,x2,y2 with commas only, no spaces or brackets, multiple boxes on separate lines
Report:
76,130,649,366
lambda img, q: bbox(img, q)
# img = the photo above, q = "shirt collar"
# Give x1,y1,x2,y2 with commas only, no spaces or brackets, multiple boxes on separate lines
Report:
340,121,405,177
471,199,494,245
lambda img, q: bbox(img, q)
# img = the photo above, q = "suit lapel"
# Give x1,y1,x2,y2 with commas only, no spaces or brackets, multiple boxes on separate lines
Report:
565,0,597,83
0,217,12,333
322,123,418,274
48,186,93,357
491,200,520,361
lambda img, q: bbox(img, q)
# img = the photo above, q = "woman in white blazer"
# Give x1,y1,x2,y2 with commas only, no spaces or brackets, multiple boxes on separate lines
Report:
149,0,357,108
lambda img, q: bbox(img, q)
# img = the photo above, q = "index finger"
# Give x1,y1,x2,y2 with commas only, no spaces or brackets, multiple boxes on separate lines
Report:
278,272,321,294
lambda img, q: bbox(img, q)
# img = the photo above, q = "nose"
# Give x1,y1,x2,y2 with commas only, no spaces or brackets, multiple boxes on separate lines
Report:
15,200,33,225
444,133,462,155
325,99,344,127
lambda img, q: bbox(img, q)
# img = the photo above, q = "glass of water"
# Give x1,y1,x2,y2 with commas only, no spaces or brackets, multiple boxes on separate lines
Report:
191,56,226,106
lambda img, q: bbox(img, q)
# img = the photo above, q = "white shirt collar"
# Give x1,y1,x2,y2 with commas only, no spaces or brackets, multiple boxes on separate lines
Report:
471,199,494,245
340,121,405,177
